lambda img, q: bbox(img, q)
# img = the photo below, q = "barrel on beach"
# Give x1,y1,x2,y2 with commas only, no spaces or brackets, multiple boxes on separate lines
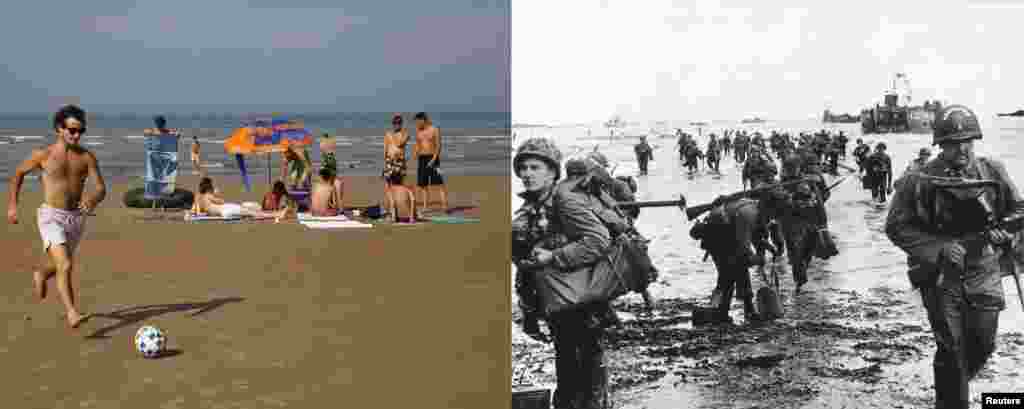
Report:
512,386,552,409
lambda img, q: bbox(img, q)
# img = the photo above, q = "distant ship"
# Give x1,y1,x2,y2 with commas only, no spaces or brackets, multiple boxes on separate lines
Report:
997,109,1024,117
689,121,709,126
741,117,765,124
861,73,941,134
822,109,860,123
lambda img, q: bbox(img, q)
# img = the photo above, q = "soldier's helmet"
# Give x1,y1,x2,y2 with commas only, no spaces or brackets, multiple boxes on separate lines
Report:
919,147,931,157
514,137,563,181
932,104,982,146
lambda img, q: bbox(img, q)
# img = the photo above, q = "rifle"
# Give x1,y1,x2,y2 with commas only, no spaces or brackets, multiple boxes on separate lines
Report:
827,176,849,191
682,177,808,221
907,211,1024,312
616,194,687,210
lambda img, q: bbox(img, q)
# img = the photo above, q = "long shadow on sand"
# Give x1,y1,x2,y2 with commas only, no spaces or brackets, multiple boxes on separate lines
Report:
84,297,245,339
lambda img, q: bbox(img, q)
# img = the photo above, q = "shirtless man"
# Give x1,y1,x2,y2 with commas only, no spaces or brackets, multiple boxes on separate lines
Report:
309,167,340,217
8,105,106,329
412,112,448,212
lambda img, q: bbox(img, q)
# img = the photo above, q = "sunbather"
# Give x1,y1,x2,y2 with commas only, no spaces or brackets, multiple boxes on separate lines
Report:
194,177,280,219
385,181,417,223
262,180,289,211
310,168,341,217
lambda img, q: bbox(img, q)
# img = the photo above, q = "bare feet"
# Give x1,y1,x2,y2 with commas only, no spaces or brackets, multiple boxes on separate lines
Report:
32,271,48,300
66,311,89,329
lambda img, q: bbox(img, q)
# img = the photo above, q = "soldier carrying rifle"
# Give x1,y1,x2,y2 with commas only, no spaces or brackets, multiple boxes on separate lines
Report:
886,105,1024,409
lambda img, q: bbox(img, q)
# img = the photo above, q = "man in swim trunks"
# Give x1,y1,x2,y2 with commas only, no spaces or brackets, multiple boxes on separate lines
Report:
412,112,448,212
7,104,106,329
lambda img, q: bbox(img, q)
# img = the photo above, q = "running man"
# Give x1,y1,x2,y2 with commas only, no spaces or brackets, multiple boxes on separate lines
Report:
412,112,449,212
7,105,106,329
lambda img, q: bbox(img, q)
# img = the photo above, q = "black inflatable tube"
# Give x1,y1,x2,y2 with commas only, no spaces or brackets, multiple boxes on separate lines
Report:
123,187,195,209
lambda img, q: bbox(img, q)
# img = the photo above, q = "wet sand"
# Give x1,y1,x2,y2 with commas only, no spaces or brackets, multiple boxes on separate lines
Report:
512,123,1024,408
2,174,511,408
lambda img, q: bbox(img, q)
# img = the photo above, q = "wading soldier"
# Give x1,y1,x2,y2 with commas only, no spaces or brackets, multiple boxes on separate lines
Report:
634,135,654,176
886,105,1024,409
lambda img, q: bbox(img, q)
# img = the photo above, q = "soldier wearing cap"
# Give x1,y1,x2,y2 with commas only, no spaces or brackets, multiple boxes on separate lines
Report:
886,105,1024,409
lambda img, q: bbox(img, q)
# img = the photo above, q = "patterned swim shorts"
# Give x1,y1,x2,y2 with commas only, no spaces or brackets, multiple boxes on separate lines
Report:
37,205,86,254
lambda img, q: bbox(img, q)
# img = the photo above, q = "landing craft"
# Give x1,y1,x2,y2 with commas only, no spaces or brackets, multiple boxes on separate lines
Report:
860,73,942,134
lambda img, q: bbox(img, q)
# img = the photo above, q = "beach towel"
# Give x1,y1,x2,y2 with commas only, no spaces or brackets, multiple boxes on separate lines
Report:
185,213,242,222
426,215,480,224
297,213,350,222
144,132,179,200
300,220,373,229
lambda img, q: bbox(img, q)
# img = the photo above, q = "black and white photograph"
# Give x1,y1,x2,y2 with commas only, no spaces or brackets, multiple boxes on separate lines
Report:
511,1,1024,408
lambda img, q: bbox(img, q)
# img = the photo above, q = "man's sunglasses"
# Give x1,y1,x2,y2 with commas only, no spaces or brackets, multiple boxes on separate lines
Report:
63,128,86,135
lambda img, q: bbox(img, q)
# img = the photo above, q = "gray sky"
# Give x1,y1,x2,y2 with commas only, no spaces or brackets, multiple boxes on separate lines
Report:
0,0,509,114
513,0,1024,124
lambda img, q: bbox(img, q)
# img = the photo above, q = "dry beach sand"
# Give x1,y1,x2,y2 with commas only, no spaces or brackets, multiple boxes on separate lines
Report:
1,174,510,408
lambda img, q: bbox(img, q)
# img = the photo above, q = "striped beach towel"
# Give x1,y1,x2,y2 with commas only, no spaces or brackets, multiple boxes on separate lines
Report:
144,132,180,200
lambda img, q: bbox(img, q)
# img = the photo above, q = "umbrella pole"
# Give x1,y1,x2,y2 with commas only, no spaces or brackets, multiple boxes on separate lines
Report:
267,152,271,186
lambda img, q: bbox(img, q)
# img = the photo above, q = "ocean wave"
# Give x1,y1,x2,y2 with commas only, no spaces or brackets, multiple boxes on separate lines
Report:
83,142,104,146
460,134,510,139
122,135,146,140
13,135,45,141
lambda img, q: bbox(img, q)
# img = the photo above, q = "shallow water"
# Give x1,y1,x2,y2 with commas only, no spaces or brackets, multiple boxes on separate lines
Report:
512,118,1024,408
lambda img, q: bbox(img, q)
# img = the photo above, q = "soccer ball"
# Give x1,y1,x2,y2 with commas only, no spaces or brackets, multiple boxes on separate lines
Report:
134,325,167,358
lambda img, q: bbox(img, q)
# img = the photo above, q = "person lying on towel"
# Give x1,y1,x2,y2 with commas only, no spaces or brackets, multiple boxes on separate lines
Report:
194,177,281,219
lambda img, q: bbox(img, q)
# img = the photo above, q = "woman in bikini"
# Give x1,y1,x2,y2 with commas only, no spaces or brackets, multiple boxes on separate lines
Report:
383,114,409,182
382,113,409,212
